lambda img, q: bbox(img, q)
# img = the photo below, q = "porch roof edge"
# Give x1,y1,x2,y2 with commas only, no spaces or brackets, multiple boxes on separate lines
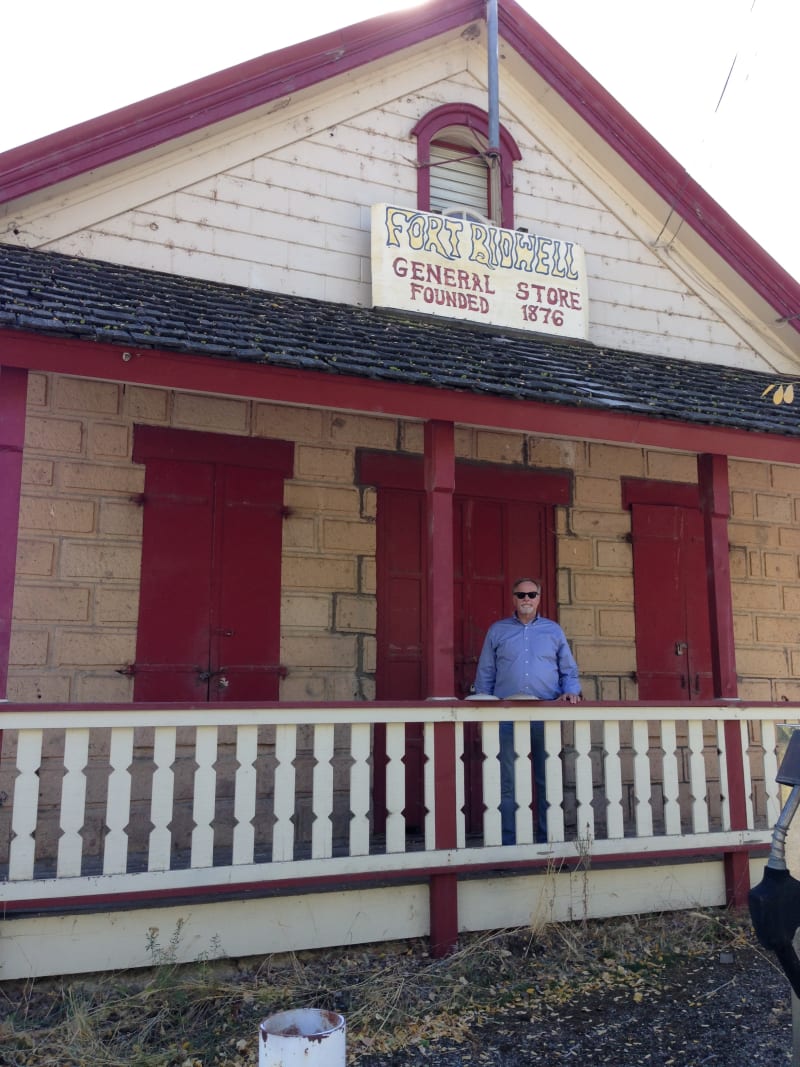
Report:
1,244,798,454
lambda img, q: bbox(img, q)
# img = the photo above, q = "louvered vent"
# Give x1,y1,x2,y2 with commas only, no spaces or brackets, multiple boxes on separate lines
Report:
429,144,492,222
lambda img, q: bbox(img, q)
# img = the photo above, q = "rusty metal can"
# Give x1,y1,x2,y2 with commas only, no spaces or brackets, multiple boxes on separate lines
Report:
259,1008,345,1066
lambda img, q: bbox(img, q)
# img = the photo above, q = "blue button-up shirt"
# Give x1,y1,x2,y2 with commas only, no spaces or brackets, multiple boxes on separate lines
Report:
474,613,580,699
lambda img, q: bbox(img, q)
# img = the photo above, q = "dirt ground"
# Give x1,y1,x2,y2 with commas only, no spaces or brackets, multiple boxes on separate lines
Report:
354,935,793,1066
0,908,795,1066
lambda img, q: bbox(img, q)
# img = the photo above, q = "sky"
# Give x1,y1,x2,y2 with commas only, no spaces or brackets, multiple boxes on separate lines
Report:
2,1,797,282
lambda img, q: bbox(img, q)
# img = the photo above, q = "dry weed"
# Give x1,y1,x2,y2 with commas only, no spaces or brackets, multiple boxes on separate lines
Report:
0,908,779,1066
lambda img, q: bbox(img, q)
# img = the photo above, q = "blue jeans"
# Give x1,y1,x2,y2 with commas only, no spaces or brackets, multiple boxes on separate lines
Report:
499,720,547,844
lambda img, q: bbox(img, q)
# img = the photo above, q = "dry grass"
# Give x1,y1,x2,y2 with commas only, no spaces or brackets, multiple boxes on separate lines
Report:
0,908,773,1066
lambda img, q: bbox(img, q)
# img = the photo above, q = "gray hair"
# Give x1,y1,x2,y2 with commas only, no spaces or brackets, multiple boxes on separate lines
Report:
512,577,541,593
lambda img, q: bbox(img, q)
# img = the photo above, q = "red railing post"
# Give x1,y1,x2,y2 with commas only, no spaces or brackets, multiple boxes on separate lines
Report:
430,718,458,956
423,420,459,953
722,718,751,908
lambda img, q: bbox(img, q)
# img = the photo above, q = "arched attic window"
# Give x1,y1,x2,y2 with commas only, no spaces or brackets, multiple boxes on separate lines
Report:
411,104,521,229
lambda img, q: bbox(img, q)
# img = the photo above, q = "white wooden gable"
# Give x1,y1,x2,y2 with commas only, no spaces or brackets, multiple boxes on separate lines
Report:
1,9,797,375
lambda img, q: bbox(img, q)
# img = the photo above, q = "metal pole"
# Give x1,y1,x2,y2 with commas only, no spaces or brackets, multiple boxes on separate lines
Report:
486,0,500,154
769,785,800,871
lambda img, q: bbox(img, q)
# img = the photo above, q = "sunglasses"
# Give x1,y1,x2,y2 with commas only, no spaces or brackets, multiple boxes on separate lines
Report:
513,591,540,599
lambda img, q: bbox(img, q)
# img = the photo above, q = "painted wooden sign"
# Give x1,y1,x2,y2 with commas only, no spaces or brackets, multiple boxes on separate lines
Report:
371,204,588,339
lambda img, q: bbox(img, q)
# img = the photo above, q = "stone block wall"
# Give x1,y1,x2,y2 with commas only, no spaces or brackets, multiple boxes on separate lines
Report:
728,459,800,701
11,374,144,703
8,373,800,704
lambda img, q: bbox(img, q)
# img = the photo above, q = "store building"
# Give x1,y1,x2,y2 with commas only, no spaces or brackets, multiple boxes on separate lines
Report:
1,0,799,978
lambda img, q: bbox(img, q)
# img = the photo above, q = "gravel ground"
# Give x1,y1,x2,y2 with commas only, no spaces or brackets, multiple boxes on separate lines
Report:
354,941,793,1065
350,917,794,1067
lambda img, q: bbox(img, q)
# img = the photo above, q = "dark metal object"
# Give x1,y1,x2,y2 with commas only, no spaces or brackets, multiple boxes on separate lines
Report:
749,730,800,997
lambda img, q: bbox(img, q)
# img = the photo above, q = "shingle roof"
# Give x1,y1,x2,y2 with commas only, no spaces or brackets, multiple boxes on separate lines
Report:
1,242,797,437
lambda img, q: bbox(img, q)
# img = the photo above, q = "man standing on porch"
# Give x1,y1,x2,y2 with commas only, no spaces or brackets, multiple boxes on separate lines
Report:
473,577,581,844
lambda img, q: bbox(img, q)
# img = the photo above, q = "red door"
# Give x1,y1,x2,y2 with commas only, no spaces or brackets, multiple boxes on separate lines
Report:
133,457,216,701
131,430,291,703
631,504,713,700
214,465,287,699
455,496,554,831
375,486,556,831
375,489,426,699
455,496,556,697
377,491,555,698
374,488,427,831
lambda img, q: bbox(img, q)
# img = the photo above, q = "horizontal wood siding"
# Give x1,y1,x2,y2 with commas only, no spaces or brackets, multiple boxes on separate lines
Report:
1,37,788,373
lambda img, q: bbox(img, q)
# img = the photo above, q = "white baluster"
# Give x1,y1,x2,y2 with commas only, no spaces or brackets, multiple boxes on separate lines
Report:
148,727,176,872
104,727,134,875
603,721,624,840
573,720,594,841
544,720,564,842
513,720,534,845
632,720,653,838
385,723,406,853
232,725,258,865
740,719,755,830
661,720,682,836
761,720,781,828
311,724,334,860
423,722,436,852
688,720,709,834
455,722,466,850
273,725,297,862
481,721,502,846
191,726,218,869
9,730,43,880
349,723,370,857
57,728,89,877
717,720,731,832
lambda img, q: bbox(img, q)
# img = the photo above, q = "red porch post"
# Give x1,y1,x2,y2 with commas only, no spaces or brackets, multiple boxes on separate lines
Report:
424,419,455,699
698,453,748,907
0,366,28,700
430,716,458,956
698,453,737,698
424,419,459,954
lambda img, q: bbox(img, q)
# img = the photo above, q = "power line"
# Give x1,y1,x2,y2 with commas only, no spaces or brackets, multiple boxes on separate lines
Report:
715,0,757,113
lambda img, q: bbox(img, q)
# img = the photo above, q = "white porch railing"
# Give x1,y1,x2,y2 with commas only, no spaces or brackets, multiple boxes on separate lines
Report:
0,701,783,911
